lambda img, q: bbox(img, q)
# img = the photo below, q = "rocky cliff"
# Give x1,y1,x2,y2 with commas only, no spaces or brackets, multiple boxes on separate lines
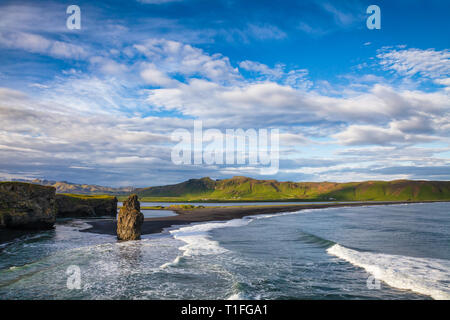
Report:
117,194,143,240
56,194,118,217
0,182,57,229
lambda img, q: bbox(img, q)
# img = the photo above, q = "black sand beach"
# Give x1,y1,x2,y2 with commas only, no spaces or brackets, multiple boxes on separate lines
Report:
81,201,438,236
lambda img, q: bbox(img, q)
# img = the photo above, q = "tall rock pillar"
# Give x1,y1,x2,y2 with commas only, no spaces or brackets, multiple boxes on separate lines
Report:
117,194,144,240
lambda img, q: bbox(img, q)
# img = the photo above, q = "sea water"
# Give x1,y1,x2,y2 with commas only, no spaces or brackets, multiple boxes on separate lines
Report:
0,202,449,300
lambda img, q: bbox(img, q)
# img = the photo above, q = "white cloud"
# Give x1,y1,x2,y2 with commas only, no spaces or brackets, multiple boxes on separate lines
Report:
239,60,311,88
133,39,240,83
89,56,129,75
0,85,196,185
390,117,435,134
145,77,449,134
245,24,287,40
0,23,449,184
296,22,328,36
377,47,450,79
239,61,284,79
140,63,178,87
332,124,438,146
279,133,310,145
146,80,309,127
41,76,140,114
435,78,450,92
0,31,88,60
435,78,450,86
29,83,51,89
0,4,68,33
322,3,356,26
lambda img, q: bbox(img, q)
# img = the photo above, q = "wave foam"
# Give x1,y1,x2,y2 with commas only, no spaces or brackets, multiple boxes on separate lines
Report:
170,219,251,257
327,244,450,300
227,292,245,300
161,210,308,269
160,219,252,269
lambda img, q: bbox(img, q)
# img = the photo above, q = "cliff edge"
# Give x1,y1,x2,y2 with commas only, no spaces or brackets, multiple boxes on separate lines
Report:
0,182,56,229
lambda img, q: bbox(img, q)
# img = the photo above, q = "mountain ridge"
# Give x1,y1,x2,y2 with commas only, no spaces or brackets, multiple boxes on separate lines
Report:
8,179,133,195
134,176,450,201
5,176,450,201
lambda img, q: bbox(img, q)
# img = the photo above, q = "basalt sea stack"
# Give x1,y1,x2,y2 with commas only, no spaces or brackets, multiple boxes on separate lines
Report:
117,194,144,240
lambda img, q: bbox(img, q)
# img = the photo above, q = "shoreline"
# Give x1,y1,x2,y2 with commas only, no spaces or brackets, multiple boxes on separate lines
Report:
81,200,444,236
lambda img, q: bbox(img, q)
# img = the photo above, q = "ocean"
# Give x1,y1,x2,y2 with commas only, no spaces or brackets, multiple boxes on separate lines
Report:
0,202,449,300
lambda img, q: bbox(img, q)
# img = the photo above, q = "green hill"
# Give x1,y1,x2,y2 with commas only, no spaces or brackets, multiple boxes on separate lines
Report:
136,177,216,198
134,176,450,202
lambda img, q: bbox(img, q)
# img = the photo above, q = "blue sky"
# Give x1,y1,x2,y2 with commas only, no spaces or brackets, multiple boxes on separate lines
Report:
0,0,449,187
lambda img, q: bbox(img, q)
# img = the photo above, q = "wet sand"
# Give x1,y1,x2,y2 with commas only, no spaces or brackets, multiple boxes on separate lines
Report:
80,201,434,236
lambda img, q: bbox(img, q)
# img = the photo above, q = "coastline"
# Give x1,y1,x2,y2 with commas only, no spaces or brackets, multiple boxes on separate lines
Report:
81,200,445,236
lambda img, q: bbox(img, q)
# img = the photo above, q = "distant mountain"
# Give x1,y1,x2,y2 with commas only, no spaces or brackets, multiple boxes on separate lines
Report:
135,176,450,201
12,179,134,195
7,176,450,201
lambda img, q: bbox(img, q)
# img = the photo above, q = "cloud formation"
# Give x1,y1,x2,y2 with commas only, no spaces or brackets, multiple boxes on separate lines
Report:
377,47,450,79
0,1,449,185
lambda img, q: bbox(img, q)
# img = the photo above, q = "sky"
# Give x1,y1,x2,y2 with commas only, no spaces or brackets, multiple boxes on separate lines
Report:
0,0,449,187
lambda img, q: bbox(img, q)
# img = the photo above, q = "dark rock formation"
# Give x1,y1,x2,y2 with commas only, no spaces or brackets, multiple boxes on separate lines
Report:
117,194,144,240
56,194,118,217
0,182,57,229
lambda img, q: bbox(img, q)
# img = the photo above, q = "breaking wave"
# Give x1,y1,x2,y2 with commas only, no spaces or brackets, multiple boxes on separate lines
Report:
327,244,450,300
